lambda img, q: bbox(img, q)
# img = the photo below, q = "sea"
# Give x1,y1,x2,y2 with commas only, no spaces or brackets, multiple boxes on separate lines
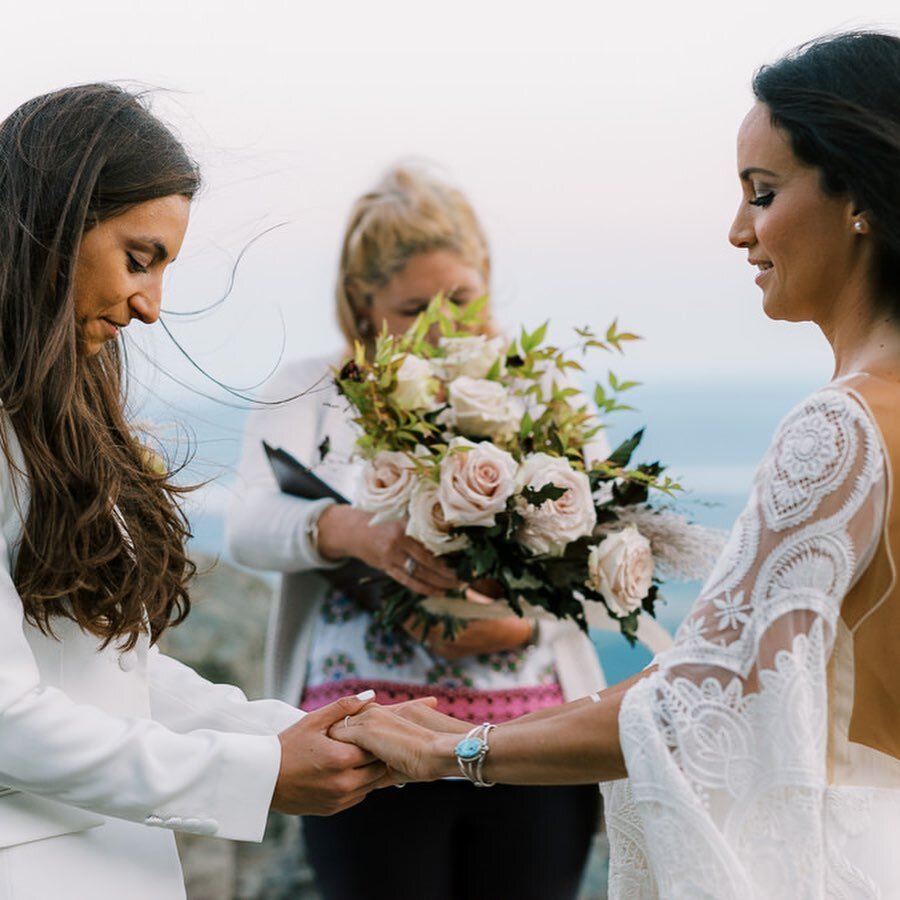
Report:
147,372,824,686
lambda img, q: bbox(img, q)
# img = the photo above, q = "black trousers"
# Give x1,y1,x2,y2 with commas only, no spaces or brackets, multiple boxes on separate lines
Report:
302,780,600,900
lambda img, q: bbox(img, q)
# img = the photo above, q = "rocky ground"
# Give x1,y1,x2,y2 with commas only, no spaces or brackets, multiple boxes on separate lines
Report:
165,553,610,899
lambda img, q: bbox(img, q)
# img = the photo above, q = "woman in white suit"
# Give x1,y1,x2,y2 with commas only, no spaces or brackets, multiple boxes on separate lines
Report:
0,84,388,899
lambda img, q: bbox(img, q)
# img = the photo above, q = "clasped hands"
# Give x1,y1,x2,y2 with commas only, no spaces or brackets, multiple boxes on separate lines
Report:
332,694,468,785
271,692,466,816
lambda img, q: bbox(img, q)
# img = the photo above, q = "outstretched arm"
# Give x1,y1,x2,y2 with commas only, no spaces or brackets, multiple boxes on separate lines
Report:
150,646,389,816
332,670,649,784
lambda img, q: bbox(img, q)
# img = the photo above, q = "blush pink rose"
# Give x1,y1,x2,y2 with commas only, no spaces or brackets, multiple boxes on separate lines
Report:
516,453,596,556
586,526,654,615
438,437,518,527
405,480,470,555
356,451,416,523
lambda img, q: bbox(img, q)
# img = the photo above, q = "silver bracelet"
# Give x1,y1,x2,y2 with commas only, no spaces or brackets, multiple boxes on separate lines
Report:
305,500,335,556
454,722,496,787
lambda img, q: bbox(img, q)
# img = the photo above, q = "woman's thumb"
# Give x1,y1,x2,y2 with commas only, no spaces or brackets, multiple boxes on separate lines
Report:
308,689,377,728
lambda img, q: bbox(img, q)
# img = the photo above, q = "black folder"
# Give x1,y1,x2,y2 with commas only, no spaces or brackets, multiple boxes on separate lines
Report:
263,441,350,504
262,441,385,605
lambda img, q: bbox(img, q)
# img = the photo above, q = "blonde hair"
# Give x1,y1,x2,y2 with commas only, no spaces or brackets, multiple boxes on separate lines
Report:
336,165,493,348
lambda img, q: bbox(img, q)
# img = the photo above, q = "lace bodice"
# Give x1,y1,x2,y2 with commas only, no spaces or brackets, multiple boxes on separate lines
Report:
603,385,890,899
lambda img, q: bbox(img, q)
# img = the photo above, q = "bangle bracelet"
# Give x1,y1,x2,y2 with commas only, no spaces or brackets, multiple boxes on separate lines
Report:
305,501,335,556
454,722,496,787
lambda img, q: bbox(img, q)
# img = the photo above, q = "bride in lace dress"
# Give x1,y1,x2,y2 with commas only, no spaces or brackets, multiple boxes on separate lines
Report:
333,31,900,898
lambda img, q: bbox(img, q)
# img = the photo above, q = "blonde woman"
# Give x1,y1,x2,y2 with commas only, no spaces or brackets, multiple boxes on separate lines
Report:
228,166,612,899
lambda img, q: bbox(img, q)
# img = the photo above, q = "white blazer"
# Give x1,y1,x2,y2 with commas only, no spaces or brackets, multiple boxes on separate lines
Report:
0,426,303,853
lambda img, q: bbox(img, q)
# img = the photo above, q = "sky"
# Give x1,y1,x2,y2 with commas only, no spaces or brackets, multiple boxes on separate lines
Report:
3,0,900,402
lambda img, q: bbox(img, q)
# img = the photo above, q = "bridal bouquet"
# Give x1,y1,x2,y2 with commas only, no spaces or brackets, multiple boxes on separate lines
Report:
334,297,721,645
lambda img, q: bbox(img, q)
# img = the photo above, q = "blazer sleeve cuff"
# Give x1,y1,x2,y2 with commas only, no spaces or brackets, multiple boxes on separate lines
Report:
142,732,283,843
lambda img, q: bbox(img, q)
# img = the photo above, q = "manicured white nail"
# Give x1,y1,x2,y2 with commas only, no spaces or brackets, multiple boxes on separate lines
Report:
355,689,376,702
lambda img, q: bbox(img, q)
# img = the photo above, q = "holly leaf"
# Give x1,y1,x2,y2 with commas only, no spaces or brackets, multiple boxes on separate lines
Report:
606,429,644,468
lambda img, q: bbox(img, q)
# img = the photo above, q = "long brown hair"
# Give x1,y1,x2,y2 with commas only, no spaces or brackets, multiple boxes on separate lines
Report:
0,84,201,648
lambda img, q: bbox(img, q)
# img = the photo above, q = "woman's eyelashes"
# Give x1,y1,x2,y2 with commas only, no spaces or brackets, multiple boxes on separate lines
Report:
126,252,149,274
749,190,775,208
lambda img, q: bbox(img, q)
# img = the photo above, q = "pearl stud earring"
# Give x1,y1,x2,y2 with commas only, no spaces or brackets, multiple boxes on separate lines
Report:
853,220,864,232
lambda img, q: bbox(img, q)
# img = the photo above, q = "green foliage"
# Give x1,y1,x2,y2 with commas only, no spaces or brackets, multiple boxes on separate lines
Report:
606,429,644,468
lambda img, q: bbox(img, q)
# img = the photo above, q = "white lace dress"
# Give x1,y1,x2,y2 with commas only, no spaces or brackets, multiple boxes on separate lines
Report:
602,382,900,899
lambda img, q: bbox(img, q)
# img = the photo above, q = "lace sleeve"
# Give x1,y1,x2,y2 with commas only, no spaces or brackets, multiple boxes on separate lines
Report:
603,388,886,899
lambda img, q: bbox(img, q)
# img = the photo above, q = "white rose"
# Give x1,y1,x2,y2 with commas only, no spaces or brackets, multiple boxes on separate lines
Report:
436,335,506,380
586,526,654,615
446,376,517,438
356,451,416,523
406,480,470,556
438,437,518,527
392,353,439,411
516,453,597,556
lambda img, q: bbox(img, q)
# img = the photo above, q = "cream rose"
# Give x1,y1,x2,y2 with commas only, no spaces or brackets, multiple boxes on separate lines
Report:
516,453,597,556
391,353,439,411
436,335,506,381
586,526,654,615
446,376,516,438
356,451,417,523
438,437,518,527
405,480,470,556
